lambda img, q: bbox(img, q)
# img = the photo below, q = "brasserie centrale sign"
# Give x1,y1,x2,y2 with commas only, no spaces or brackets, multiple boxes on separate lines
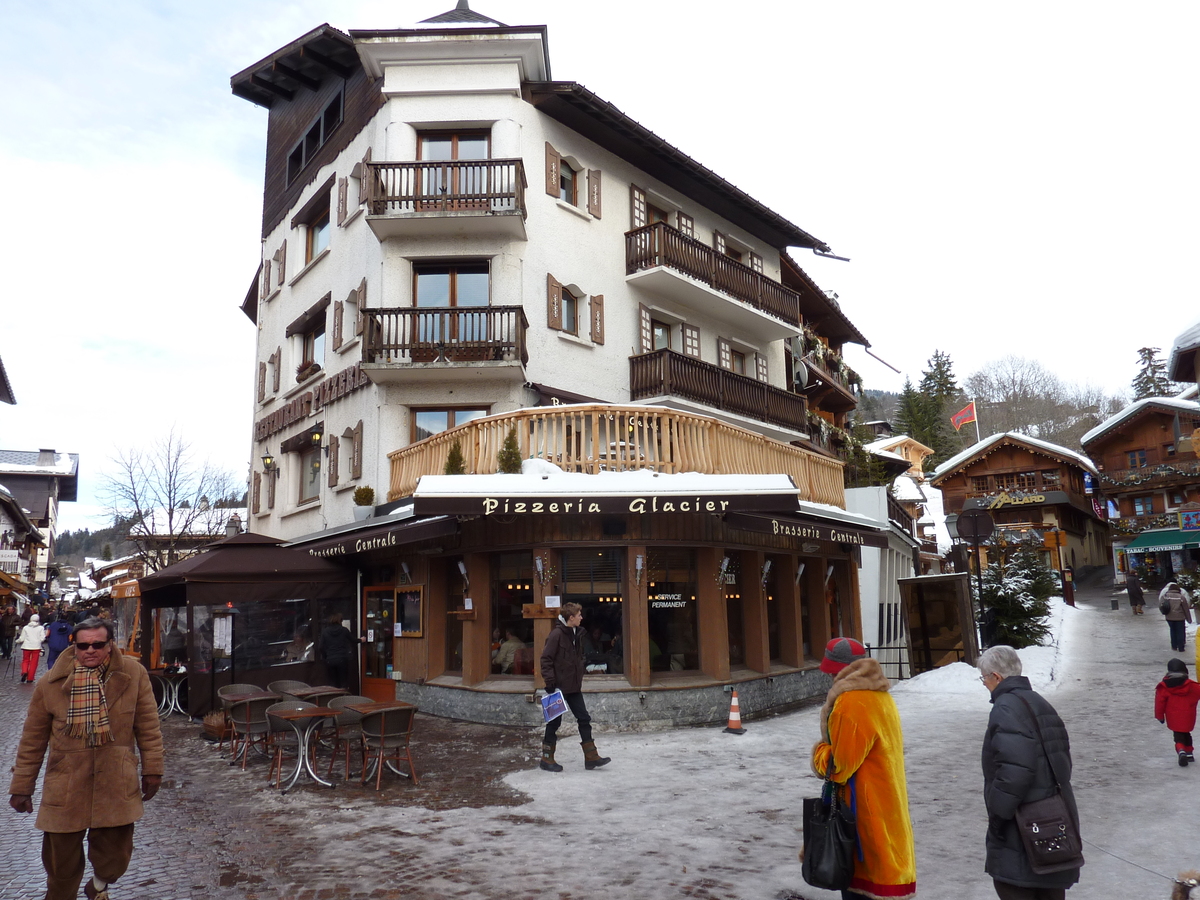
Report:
412,492,801,517
723,512,889,549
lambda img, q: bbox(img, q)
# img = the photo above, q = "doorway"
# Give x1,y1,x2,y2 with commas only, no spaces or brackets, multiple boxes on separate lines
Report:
361,585,396,701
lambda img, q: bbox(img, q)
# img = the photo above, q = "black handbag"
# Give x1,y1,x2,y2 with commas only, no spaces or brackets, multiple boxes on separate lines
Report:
801,758,857,890
1013,695,1084,875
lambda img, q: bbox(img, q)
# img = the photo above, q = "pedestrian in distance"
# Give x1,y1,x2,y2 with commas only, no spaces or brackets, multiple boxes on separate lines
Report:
810,637,916,900
45,612,73,671
538,602,610,772
8,616,164,900
1155,658,1200,767
17,613,46,684
0,604,19,659
318,614,358,690
1126,571,1145,615
1159,581,1192,653
979,645,1082,899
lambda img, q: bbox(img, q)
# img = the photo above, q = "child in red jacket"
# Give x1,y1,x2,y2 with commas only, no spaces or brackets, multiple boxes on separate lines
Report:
1156,658,1200,766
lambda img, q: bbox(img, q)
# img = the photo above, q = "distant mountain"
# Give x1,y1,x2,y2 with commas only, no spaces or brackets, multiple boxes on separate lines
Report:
856,389,900,425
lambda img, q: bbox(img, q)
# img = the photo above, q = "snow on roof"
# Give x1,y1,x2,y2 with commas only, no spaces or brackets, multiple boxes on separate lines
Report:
1079,395,1200,447
931,432,1098,480
794,499,884,530
1168,317,1200,382
919,484,954,555
867,446,908,464
0,451,78,477
891,474,926,503
865,434,933,456
414,469,800,499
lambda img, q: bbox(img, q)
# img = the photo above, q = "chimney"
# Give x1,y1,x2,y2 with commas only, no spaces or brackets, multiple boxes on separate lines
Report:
37,449,55,466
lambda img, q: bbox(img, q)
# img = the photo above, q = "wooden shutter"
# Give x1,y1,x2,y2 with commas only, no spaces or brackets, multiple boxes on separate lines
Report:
718,338,732,371
749,252,763,273
713,232,726,256
277,240,287,285
756,354,769,382
545,142,561,197
677,213,694,238
639,304,653,354
332,300,344,350
327,435,340,488
590,294,605,344
261,260,272,300
266,467,276,510
682,323,700,359
587,169,602,217
351,421,364,479
356,278,366,335
257,362,267,402
271,347,281,392
631,185,647,229
337,177,348,225
252,472,261,515
546,274,563,331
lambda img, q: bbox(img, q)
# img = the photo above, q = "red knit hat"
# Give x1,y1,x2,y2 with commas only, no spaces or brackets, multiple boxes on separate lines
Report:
819,637,867,674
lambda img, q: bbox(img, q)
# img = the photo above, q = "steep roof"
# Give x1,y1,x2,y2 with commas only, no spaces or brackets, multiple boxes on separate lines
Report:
1168,317,1200,383
230,24,359,109
1079,395,1200,449
419,1,506,26
0,354,14,405
929,432,1098,483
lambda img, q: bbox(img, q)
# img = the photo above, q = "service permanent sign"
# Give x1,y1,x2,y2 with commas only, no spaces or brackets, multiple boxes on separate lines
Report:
724,512,889,549
412,492,800,517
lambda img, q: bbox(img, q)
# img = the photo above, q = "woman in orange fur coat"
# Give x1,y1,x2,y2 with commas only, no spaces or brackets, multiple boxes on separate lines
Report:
811,637,917,900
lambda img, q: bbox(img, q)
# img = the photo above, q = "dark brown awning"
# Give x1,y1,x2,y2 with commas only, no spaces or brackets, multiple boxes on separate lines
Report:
724,512,890,549
288,516,459,559
285,295,331,337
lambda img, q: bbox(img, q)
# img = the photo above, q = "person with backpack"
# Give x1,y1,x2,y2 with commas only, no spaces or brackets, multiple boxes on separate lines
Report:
1159,581,1193,653
45,613,73,671
1154,658,1200,767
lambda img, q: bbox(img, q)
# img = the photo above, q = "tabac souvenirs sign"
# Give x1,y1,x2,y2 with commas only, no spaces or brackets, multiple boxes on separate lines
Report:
723,512,890,549
412,492,801,517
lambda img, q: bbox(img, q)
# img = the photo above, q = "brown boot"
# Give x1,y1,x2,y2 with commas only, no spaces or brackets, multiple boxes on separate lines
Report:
539,743,563,772
582,740,611,770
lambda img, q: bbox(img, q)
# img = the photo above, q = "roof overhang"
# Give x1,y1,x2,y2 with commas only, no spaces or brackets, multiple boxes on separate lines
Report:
231,24,361,109
1168,319,1200,383
524,82,829,254
780,254,868,346
0,354,14,405
1124,529,1200,552
350,24,551,82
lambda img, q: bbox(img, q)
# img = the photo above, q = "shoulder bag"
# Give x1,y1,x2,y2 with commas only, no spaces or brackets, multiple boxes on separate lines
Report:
1012,694,1084,875
801,756,858,890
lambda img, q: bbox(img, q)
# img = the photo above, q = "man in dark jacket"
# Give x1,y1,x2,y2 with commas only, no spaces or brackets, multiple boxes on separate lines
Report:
319,615,357,690
538,602,610,772
979,645,1081,899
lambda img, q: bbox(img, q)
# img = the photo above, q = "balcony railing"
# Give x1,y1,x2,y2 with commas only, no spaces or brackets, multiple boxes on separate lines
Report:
887,494,916,537
387,404,845,506
1111,513,1179,534
629,348,808,433
625,222,802,327
362,306,528,366
1100,460,1200,487
364,159,527,218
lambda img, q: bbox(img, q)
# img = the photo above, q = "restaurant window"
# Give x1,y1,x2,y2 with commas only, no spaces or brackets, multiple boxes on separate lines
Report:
647,548,699,672
192,598,324,677
1128,449,1148,468
1040,469,1061,487
765,556,781,663
800,564,811,659
445,556,465,675
286,90,344,185
298,445,321,503
723,555,745,667
561,549,625,676
412,407,488,443
994,473,1017,491
491,553,534,676
970,476,990,493
1014,472,1037,491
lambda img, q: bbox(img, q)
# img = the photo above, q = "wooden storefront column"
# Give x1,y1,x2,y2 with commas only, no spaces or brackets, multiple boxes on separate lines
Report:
775,555,804,668
426,556,447,680
804,557,831,655
530,549,558,690
842,556,863,643
461,552,492,686
697,546,730,682
625,545,650,688
740,550,770,674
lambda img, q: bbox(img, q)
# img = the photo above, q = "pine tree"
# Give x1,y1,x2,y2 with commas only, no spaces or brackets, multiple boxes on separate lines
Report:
102,544,113,561
444,440,466,475
978,542,1053,648
843,424,891,488
497,427,522,473
1131,347,1175,400
893,378,926,439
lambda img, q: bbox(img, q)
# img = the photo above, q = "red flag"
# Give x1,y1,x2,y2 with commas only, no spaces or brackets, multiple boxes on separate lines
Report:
951,401,977,431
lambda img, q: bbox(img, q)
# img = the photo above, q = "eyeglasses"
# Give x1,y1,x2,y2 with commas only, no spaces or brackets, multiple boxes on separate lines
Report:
74,641,110,651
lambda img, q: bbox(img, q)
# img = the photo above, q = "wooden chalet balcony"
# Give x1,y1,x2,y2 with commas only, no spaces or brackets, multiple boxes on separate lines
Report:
625,222,802,340
360,306,528,384
1111,513,1180,534
387,404,845,506
802,355,858,413
363,159,527,240
629,348,808,435
887,494,916,537
1100,460,1200,489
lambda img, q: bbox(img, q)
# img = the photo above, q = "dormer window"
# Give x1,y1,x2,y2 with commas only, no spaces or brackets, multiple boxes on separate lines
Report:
286,91,344,185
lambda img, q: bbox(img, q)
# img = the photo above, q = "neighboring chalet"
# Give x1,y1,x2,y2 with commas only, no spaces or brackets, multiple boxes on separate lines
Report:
0,481,42,604
1080,395,1200,585
220,3,880,726
0,449,78,592
929,433,1108,573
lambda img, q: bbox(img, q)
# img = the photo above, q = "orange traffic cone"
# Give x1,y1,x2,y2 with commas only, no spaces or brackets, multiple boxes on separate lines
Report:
723,689,746,734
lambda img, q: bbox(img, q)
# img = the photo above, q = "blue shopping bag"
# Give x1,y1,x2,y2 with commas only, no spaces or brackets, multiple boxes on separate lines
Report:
541,689,567,722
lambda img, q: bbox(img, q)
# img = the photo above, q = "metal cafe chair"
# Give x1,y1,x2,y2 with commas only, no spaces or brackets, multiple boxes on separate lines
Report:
359,706,419,790
265,700,317,786
216,683,260,755
228,697,276,770
325,695,370,780
267,679,312,701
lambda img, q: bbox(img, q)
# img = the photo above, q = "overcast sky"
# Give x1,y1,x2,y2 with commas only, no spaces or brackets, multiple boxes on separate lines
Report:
2,0,1197,533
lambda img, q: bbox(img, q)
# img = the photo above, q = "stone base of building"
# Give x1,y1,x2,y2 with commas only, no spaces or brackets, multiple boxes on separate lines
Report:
391,665,831,731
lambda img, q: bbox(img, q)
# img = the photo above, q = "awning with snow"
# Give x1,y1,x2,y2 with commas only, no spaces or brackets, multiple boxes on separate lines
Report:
1123,530,1200,553
724,511,890,549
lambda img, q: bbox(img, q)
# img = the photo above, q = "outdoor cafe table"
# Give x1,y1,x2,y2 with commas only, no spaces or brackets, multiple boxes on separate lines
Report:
288,685,348,705
149,669,189,719
344,700,416,715
269,706,340,792
221,690,280,706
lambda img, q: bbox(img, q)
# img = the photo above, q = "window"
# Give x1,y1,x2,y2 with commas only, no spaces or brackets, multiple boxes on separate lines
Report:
561,549,625,677
1170,490,1186,507
647,548,699,672
1040,469,1061,487
677,212,695,238
1128,450,1148,468
306,209,330,263
421,131,489,206
1014,472,1037,491
415,262,489,308
651,319,671,351
412,407,488,442
1165,443,1177,458
286,91,344,185
1132,495,1155,516
559,162,577,205
729,349,746,375
301,322,325,373
648,202,669,224
971,476,990,493
994,473,1017,491
561,287,580,335
298,446,321,503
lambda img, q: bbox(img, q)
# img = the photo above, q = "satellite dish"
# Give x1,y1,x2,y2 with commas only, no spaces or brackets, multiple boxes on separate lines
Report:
793,360,808,390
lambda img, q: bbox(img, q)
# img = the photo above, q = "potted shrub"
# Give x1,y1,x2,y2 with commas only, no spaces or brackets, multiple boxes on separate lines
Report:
353,485,375,521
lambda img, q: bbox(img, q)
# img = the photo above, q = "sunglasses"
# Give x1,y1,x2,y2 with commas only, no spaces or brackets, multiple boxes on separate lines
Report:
74,641,110,651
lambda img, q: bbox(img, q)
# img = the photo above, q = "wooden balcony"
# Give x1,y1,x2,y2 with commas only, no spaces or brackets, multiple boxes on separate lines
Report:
1111,513,1180,535
625,222,802,340
360,306,528,384
802,356,858,413
887,494,916,537
1100,460,1200,490
363,159,527,240
629,349,808,436
387,404,845,506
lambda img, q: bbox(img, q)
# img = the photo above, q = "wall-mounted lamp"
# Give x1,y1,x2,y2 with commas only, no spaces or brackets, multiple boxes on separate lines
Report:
261,453,277,472
457,559,469,590
635,554,644,587
825,563,835,585
400,562,411,584
795,562,806,585
310,430,323,447
760,559,773,587
534,557,544,577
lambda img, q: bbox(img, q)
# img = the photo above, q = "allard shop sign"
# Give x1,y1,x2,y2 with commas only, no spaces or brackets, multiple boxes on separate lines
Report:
254,362,368,442
412,492,800,517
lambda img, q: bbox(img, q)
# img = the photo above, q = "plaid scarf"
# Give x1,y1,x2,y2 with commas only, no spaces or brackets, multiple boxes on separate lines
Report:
66,658,114,747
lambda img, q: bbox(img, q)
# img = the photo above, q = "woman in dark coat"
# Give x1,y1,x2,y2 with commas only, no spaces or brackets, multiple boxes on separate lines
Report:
538,602,610,772
979,645,1081,899
319,615,357,690
1126,572,1145,615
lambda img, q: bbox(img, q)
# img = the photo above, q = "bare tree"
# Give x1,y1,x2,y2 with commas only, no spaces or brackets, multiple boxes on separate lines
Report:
101,430,241,572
